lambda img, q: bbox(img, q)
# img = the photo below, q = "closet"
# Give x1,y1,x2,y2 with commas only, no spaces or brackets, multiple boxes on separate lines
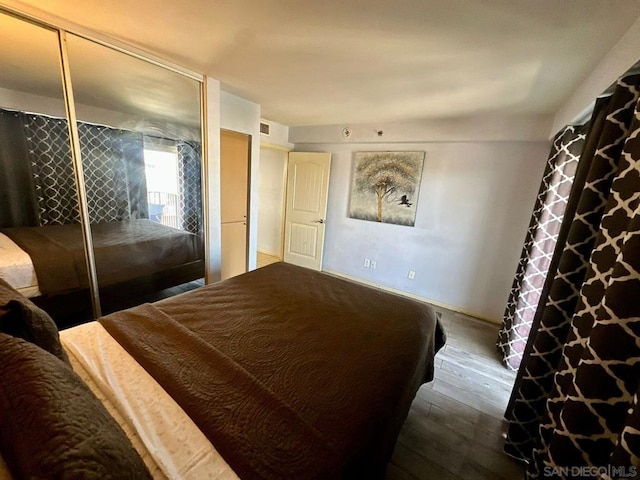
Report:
0,9,206,326
220,129,250,280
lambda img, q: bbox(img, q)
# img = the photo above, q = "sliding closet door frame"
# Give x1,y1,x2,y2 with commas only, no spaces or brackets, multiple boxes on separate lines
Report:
1,5,209,318
200,78,211,285
57,29,102,318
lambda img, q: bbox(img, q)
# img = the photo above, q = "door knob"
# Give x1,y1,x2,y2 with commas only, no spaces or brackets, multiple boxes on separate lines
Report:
313,219,325,224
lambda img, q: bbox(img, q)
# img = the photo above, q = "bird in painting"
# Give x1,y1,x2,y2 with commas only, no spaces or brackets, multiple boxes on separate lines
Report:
399,195,412,207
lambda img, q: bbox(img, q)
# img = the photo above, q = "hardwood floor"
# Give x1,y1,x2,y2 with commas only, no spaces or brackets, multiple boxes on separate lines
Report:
386,308,525,480
257,251,281,268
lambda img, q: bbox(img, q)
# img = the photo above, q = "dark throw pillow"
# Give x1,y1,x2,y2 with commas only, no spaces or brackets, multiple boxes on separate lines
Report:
0,333,152,480
0,277,69,363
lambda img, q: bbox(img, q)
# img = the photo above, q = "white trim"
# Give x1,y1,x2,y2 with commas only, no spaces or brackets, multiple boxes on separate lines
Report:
260,141,293,152
200,78,211,285
322,269,501,325
257,249,281,259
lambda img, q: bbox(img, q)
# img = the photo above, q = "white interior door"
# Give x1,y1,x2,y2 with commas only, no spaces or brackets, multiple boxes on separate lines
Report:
283,152,331,271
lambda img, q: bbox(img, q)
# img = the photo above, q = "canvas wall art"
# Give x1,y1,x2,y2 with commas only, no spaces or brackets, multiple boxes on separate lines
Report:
348,151,425,226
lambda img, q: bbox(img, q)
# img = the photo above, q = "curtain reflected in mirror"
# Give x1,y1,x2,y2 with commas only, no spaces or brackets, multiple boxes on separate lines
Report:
0,11,205,326
65,33,204,315
0,12,94,326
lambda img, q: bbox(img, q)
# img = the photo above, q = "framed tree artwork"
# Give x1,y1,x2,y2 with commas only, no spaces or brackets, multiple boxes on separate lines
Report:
348,151,425,226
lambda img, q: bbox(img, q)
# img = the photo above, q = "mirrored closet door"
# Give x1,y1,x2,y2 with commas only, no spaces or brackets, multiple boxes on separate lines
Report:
65,34,205,316
0,12,94,324
0,9,206,326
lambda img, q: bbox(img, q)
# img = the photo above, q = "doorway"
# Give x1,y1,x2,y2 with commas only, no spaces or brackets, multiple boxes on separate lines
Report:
282,152,331,271
257,145,288,267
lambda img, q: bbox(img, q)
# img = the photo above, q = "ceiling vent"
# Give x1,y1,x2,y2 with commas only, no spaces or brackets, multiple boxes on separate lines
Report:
260,121,271,136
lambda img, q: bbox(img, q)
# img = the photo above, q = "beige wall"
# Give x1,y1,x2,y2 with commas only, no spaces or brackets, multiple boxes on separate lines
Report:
293,122,550,322
257,147,287,256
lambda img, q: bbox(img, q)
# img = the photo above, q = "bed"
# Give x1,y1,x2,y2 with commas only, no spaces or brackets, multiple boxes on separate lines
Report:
0,219,204,323
0,263,445,479
0,232,39,298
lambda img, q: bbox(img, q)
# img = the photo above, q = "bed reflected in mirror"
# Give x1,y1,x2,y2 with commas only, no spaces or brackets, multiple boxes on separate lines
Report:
0,11,206,327
0,12,95,325
65,33,205,317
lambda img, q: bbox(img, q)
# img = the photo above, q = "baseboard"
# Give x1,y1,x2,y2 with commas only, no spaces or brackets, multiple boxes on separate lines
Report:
257,249,281,258
322,269,501,325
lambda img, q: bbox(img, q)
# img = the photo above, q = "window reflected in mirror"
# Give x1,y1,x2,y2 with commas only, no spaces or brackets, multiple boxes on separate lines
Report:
64,33,205,316
0,12,205,326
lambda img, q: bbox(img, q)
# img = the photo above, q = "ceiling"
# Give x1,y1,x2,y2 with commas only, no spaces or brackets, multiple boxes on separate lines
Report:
4,0,640,127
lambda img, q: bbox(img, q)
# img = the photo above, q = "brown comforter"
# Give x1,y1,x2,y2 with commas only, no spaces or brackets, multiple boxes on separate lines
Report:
100,263,445,479
1,219,203,295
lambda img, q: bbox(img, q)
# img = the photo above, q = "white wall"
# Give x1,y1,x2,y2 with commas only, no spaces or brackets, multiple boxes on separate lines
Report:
552,15,640,134
220,90,261,270
260,118,293,149
257,148,286,256
257,118,291,257
0,87,201,141
289,113,552,144
0,87,66,117
293,133,550,322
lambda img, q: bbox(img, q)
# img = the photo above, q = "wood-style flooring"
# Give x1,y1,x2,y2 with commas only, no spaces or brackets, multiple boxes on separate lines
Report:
386,308,525,480
257,251,281,268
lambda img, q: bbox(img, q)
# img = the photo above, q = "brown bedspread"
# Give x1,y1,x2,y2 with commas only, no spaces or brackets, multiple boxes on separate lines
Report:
100,263,445,479
1,219,203,295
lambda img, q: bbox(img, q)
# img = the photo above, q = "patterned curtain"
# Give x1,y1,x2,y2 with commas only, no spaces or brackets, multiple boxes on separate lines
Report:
177,140,203,236
503,74,640,479
17,113,147,226
78,123,147,223
497,125,587,370
0,109,38,228
23,113,80,226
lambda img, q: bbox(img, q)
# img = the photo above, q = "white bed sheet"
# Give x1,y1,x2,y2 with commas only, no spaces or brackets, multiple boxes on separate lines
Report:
0,233,40,297
61,323,239,480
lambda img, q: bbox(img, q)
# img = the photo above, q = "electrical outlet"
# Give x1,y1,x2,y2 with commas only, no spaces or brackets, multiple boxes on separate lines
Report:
370,260,377,269
408,270,416,280
364,258,371,268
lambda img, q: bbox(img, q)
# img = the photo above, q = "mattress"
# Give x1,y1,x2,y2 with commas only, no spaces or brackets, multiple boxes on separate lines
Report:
0,233,40,298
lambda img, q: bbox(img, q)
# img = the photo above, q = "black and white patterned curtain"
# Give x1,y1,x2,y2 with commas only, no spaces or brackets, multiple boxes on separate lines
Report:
1,108,148,226
177,140,202,236
23,113,80,226
503,74,640,478
497,125,587,370
78,123,147,223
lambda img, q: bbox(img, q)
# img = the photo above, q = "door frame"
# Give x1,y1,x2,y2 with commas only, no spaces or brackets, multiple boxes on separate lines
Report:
259,141,291,261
